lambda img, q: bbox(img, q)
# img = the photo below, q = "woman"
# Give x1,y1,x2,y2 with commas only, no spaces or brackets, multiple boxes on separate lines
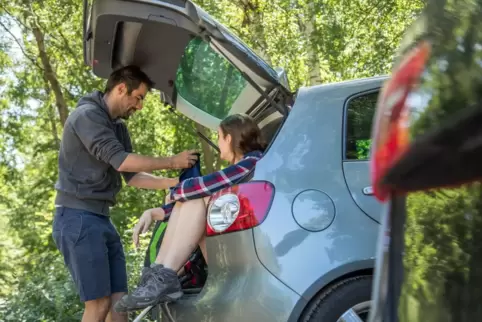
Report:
115,113,266,312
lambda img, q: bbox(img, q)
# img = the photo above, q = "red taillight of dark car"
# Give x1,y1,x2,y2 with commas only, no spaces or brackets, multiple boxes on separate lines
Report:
370,40,431,201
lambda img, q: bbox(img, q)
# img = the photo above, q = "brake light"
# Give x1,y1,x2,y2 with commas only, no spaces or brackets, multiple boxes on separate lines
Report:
206,181,274,236
370,40,431,202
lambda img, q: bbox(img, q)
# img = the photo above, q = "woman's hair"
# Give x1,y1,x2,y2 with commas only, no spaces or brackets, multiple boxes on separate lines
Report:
219,114,266,157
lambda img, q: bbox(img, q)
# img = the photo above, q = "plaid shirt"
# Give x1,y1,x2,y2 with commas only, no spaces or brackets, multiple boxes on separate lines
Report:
161,150,263,219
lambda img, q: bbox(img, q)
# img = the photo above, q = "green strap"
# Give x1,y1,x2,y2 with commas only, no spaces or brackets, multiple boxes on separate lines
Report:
149,222,167,264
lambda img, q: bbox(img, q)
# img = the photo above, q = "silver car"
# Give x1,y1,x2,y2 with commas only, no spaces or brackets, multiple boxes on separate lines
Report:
84,1,386,321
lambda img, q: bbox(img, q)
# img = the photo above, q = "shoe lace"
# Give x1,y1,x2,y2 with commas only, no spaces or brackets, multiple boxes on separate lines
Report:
151,269,171,284
138,269,154,287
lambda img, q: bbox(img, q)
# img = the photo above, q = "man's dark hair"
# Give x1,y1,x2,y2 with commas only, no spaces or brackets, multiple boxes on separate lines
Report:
104,65,155,94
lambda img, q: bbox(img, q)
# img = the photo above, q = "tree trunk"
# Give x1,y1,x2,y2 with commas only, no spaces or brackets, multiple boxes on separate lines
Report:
304,2,323,85
195,123,220,173
249,22,272,65
237,0,272,65
219,65,234,108
32,25,69,127
43,77,60,148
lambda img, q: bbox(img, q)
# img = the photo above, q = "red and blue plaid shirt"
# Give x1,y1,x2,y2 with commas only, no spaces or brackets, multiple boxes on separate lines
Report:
162,150,263,219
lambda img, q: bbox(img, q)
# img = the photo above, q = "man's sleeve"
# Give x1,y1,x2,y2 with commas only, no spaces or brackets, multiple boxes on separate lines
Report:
169,157,258,202
119,124,138,183
70,107,129,169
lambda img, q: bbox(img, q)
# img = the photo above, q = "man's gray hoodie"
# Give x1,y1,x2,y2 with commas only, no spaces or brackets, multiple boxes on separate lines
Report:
54,91,137,216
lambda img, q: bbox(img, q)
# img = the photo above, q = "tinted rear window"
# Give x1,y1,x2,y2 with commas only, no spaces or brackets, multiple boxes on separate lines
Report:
345,91,379,160
175,37,248,119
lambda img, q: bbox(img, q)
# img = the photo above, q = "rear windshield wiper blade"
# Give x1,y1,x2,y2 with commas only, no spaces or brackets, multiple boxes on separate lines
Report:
166,106,220,153
193,124,220,152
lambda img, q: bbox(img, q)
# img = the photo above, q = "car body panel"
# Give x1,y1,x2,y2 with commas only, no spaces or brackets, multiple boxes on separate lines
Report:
251,77,386,300
343,160,383,223
342,88,384,223
161,230,301,322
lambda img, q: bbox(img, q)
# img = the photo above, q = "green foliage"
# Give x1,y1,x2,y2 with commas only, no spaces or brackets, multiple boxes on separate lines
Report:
0,0,424,320
399,185,482,321
355,139,372,160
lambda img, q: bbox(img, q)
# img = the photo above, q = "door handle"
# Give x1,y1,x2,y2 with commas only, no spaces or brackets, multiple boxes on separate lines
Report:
363,186,374,196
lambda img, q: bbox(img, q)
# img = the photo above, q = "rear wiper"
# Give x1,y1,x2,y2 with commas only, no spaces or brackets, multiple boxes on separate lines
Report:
160,93,220,153
190,120,220,152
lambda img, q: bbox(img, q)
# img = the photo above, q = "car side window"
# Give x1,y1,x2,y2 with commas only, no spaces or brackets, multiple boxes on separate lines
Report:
345,91,379,160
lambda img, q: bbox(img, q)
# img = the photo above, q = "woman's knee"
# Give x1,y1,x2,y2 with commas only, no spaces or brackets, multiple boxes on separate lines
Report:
203,196,211,205
181,198,206,211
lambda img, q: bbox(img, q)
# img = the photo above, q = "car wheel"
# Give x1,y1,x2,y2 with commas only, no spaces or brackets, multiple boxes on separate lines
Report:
300,275,373,322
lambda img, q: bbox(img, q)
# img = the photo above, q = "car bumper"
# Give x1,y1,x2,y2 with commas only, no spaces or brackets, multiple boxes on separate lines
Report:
160,230,302,322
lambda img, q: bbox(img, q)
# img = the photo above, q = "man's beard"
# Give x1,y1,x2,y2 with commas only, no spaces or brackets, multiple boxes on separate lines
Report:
121,107,136,120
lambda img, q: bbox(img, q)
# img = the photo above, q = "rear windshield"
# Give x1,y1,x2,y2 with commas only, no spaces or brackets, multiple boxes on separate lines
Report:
174,37,247,119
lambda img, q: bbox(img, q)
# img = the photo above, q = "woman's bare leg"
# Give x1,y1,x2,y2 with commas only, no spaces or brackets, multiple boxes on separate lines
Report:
199,197,210,263
157,197,210,271
155,202,182,265
155,198,207,272
199,235,208,264
115,198,210,312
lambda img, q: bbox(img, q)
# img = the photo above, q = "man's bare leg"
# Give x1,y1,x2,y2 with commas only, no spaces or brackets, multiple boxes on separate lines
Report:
82,296,111,322
106,292,128,322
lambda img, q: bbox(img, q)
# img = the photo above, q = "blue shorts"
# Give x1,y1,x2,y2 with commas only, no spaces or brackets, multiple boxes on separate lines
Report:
52,206,128,302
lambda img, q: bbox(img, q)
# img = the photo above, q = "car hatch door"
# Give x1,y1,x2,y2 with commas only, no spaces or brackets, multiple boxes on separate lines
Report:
84,0,288,130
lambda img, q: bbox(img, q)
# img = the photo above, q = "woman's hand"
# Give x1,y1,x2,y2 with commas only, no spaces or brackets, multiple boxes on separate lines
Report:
165,193,173,205
132,207,165,248
166,177,179,188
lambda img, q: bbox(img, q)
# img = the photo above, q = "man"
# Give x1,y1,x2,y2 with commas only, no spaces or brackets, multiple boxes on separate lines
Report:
52,65,197,322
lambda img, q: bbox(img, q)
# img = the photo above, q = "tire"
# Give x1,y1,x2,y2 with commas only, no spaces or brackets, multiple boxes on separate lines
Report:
300,275,373,322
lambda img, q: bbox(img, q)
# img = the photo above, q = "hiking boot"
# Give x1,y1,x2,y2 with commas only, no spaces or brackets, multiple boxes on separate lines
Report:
114,264,183,312
113,266,154,313
139,266,152,284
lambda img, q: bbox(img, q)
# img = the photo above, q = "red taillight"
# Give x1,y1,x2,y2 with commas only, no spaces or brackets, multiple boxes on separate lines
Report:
370,40,431,202
206,181,274,236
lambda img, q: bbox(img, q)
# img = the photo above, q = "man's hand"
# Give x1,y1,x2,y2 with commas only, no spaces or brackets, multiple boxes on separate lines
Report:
132,207,165,248
170,150,199,169
117,151,198,173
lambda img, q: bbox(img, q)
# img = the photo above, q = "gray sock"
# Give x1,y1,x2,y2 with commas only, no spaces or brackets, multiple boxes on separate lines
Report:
150,263,163,268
